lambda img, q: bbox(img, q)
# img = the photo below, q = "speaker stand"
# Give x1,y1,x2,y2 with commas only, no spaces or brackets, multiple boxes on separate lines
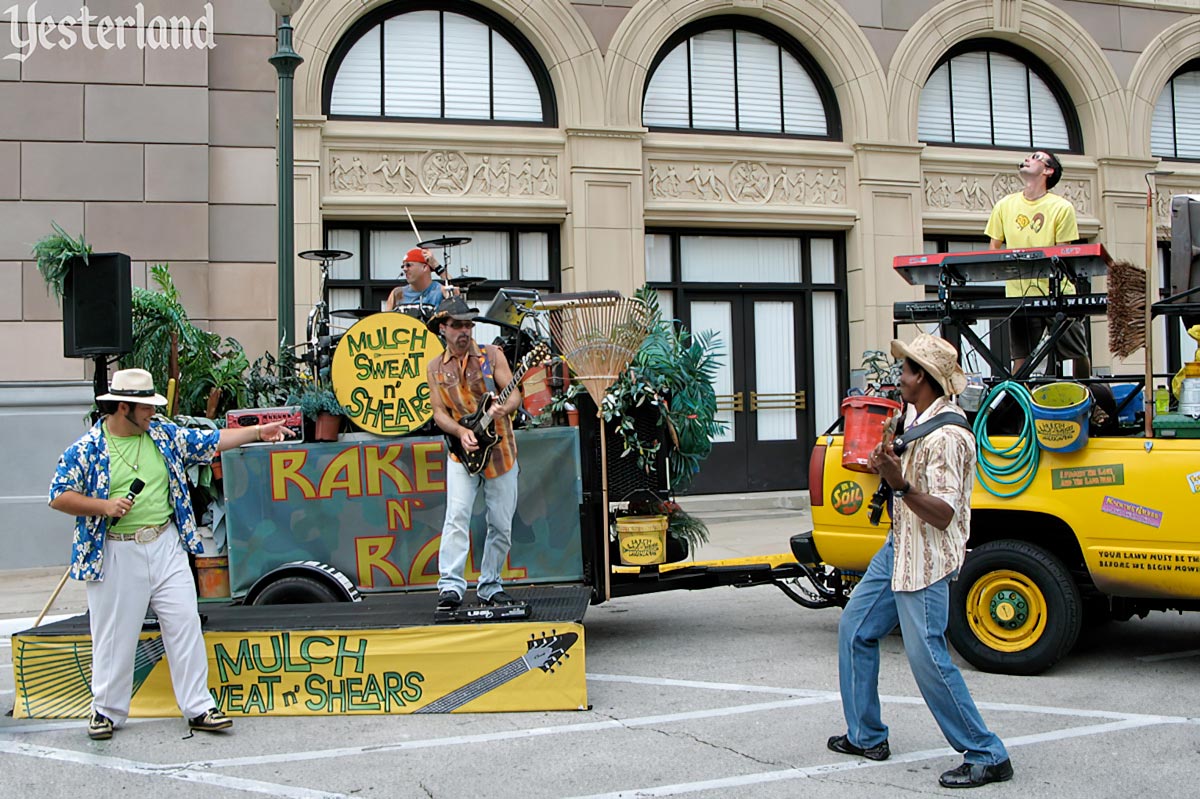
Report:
90,356,109,424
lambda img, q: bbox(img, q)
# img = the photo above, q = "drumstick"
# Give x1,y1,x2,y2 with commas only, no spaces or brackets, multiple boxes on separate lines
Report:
405,208,423,245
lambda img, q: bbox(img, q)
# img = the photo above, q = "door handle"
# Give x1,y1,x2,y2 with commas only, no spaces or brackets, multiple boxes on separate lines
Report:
749,391,806,411
715,391,745,413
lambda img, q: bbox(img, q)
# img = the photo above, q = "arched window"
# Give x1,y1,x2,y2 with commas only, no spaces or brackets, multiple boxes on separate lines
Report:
323,3,555,126
642,17,840,138
919,41,1080,152
1152,61,1200,160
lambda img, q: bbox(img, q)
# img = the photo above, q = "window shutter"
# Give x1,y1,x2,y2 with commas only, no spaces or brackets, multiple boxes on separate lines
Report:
1151,84,1176,158
781,51,825,135
1029,72,1069,149
644,44,690,128
989,53,1030,148
331,27,381,116
918,63,953,142
518,232,549,280
1174,71,1200,159
383,13,440,118
690,30,737,130
950,52,991,144
736,31,781,133
442,13,490,120
491,32,542,121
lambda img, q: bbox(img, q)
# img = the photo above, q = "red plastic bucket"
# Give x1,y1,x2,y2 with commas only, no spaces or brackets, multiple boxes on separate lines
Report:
841,396,902,473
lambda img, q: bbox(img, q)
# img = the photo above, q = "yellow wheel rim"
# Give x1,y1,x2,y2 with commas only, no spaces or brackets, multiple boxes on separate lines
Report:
964,569,1047,652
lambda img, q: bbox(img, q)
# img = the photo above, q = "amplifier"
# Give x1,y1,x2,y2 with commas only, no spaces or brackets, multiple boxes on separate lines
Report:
226,406,304,442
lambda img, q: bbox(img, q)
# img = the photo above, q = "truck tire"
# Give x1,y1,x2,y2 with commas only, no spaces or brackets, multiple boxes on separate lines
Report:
948,540,1082,676
251,575,341,605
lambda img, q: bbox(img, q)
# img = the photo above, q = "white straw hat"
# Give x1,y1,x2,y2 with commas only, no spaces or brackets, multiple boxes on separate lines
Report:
95,368,167,406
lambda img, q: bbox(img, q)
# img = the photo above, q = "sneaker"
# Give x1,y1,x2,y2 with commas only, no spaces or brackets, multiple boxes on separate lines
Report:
436,590,462,610
827,733,890,761
482,590,515,606
88,711,113,740
938,759,1013,788
189,708,233,732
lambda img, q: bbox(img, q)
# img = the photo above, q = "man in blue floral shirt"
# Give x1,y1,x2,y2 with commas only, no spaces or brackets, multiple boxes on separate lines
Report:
49,368,294,740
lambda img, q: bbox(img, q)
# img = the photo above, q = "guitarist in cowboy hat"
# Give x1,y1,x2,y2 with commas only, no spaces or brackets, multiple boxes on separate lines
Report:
426,296,525,610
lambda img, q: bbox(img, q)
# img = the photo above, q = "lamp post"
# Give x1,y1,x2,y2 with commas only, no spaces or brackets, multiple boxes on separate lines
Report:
268,0,305,353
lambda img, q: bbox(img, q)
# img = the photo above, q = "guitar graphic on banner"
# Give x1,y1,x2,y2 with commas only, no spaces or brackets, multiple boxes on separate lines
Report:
415,630,578,714
445,343,550,476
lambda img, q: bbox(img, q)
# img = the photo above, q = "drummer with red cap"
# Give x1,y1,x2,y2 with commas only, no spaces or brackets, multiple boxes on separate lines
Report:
385,246,451,311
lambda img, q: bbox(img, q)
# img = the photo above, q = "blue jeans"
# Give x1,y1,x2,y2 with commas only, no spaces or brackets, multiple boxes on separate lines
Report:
437,459,519,601
837,536,1009,765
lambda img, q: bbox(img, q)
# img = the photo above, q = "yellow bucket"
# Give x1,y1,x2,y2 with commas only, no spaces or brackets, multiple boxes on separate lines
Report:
615,515,668,566
1031,382,1091,453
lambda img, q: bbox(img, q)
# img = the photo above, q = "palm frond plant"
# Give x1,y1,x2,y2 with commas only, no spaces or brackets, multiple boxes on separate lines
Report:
32,222,91,302
120,264,248,419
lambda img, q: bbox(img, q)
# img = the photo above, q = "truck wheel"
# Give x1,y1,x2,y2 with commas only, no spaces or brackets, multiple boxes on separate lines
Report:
251,575,340,605
948,540,1081,676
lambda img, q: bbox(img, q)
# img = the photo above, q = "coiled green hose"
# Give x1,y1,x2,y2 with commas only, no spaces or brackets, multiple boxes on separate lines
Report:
973,381,1040,498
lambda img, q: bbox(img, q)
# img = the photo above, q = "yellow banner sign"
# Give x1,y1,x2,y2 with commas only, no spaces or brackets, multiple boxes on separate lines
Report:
12,622,586,718
332,312,443,435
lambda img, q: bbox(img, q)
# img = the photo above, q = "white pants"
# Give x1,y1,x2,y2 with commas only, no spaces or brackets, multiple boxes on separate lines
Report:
437,460,519,601
86,523,213,725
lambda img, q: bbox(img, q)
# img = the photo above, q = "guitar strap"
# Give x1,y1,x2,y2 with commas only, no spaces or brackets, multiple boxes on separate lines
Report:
478,347,499,396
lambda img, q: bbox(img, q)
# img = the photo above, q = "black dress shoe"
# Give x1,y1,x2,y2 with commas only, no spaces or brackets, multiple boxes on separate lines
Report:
826,734,890,761
938,759,1013,788
481,590,514,606
436,590,462,610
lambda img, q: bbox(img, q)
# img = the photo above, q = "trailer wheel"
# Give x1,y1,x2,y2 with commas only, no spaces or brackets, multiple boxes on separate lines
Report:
948,540,1081,676
251,575,341,605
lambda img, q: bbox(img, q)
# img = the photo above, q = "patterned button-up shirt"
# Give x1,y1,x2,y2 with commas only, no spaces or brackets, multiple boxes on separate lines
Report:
430,341,518,479
891,396,975,592
49,417,220,581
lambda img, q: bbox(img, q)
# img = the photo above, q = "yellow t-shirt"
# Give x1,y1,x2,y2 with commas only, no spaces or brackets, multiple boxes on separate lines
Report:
984,191,1079,298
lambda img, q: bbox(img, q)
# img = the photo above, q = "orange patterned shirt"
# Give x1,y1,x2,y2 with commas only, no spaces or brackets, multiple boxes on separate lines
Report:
430,341,518,479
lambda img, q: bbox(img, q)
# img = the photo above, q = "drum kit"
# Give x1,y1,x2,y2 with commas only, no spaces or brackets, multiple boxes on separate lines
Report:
299,236,554,435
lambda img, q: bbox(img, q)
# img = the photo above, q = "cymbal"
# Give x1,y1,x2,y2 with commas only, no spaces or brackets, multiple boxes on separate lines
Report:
418,236,472,248
299,249,353,262
449,275,487,288
330,308,378,319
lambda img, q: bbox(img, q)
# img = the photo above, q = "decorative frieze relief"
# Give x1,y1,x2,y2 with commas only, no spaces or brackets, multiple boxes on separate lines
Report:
646,159,846,206
922,172,1093,217
326,150,559,198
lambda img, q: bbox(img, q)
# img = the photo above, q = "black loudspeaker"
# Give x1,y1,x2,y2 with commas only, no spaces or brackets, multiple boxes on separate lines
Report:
62,252,133,358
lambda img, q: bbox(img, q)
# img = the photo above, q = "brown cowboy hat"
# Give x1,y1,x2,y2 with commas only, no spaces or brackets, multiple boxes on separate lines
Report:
426,295,480,334
890,333,968,396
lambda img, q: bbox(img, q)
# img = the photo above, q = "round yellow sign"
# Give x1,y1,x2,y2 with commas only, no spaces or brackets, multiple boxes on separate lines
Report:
332,311,444,435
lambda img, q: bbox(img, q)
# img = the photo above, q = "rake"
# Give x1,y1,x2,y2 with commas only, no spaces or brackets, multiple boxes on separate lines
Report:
548,294,652,599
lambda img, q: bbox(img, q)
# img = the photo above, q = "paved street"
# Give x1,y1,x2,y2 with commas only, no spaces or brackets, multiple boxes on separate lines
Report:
3,505,1199,797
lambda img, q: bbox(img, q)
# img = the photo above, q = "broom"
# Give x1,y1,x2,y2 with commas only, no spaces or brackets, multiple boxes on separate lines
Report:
548,295,651,601
1107,259,1146,359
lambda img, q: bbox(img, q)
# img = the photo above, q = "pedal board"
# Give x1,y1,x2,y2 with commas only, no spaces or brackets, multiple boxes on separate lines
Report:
434,602,532,624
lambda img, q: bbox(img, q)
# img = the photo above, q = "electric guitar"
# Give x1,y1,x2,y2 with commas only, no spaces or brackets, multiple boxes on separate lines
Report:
415,630,578,713
445,343,550,476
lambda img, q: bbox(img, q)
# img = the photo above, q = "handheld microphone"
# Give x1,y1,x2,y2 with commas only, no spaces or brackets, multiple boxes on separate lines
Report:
112,478,145,526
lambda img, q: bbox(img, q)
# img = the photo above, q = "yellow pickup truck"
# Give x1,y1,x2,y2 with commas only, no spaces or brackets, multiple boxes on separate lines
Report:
790,429,1200,675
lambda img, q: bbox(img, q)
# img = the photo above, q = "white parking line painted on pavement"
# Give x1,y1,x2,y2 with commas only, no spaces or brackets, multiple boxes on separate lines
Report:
588,673,833,697
181,695,840,769
0,740,352,799
1137,648,1200,662
563,717,1182,799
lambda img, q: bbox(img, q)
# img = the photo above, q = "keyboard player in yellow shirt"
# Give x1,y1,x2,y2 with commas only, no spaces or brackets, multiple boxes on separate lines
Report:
984,149,1090,378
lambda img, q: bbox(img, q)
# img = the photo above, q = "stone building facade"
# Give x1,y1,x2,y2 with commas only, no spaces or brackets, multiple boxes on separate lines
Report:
3,0,1200,565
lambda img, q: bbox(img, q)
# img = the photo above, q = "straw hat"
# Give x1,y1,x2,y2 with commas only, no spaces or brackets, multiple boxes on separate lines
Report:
427,295,479,334
95,368,167,406
890,333,967,397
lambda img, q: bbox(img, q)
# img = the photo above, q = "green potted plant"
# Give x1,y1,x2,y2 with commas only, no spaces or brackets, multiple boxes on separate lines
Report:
32,222,91,302
293,383,344,441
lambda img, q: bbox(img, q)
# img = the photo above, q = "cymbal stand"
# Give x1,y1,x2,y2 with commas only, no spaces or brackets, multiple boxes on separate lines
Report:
298,249,352,387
